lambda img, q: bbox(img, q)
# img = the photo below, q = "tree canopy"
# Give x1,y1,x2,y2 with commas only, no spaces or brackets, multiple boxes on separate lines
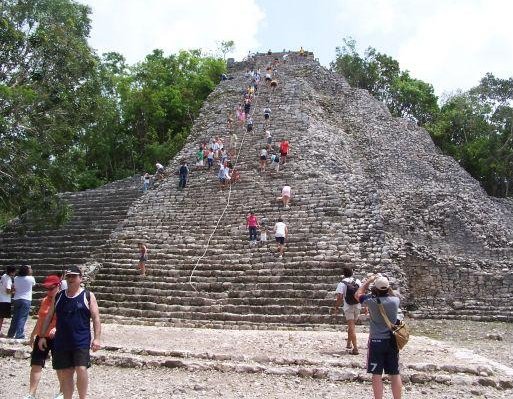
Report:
0,0,226,227
0,0,98,226
331,37,439,125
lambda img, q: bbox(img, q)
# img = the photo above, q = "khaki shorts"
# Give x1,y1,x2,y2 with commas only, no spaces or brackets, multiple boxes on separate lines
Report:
344,305,361,321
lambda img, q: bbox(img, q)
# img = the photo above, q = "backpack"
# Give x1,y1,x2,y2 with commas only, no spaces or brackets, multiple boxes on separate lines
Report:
343,279,359,305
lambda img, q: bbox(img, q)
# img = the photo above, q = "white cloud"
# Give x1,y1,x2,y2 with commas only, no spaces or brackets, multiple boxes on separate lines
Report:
79,0,265,62
334,0,513,95
397,1,513,95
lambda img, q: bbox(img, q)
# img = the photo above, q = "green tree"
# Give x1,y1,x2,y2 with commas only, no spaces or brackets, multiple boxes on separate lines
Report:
0,0,99,226
217,40,235,60
78,49,226,184
427,74,513,196
331,37,438,125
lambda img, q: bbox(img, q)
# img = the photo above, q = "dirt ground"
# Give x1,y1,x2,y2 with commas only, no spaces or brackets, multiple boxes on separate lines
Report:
1,318,512,399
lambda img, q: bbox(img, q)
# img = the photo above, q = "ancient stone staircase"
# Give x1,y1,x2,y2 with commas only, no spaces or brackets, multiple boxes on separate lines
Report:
0,177,143,294
1,51,512,324
90,58,384,326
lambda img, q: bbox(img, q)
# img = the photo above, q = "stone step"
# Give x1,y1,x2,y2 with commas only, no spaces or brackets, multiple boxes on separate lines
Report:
1,333,510,390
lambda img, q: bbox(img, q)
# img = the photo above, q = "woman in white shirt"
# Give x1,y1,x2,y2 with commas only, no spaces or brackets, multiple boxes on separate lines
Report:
0,265,16,337
274,217,288,258
259,148,268,173
7,265,35,339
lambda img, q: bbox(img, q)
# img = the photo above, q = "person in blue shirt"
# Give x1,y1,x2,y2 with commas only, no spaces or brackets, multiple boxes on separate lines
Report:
39,266,101,399
178,160,189,190
355,274,402,399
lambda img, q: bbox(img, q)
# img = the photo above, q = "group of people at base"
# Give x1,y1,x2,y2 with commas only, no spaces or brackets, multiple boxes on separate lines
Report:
333,267,403,399
0,265,101,399
1,265,403,399
1,265,36,340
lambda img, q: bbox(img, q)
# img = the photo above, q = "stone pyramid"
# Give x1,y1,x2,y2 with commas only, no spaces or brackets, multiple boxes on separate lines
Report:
1,51,512,325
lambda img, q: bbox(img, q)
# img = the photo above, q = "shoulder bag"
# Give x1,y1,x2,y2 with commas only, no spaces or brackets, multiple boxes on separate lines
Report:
377,298,410,350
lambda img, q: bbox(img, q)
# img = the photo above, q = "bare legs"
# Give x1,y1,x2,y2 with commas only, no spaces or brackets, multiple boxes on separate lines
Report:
347,319,358,353
58,368,74,399
28,365,43,396
76,366,89,399
371,374,402,399
282,195,290,208
276,241,285,257
58,367,89,399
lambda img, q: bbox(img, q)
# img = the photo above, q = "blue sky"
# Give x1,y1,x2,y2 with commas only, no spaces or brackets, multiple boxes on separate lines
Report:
79,0,513,97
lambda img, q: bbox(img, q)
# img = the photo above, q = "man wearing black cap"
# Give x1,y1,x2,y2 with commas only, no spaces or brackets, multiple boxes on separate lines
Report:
355,274,402,399
38,265,101,399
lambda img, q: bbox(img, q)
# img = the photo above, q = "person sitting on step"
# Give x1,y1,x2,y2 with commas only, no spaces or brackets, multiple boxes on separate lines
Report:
246,116,254,133
263,107,271,122
227,161,240,184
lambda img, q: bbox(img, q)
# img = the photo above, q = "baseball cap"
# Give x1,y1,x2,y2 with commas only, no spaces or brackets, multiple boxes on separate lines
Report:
42,275,61,289
374,276,390,290
65,265,82,276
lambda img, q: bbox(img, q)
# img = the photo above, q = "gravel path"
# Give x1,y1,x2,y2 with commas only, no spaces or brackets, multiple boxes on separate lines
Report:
1,318,512,398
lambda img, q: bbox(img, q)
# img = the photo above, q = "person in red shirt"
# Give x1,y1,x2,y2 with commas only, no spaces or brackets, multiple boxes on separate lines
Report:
280,140,289,165
246,211,260,246
25,274,63,399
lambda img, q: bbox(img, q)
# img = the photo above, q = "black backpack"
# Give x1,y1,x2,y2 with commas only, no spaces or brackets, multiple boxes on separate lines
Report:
343,279,359,305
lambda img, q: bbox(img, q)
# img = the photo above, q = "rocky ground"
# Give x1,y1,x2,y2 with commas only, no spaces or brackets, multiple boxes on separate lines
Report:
1,318,512,398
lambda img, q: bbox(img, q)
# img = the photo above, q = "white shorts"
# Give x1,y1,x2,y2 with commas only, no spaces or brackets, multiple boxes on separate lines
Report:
343,305,361,321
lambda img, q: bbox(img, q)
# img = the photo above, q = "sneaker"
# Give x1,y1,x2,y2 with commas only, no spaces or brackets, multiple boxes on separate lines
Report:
278,254,283,258
54,393,64,399
351,348,359,355
23,395,36,399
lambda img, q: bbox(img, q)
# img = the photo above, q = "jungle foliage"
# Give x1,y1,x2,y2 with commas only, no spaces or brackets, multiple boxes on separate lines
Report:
0,0,226,226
